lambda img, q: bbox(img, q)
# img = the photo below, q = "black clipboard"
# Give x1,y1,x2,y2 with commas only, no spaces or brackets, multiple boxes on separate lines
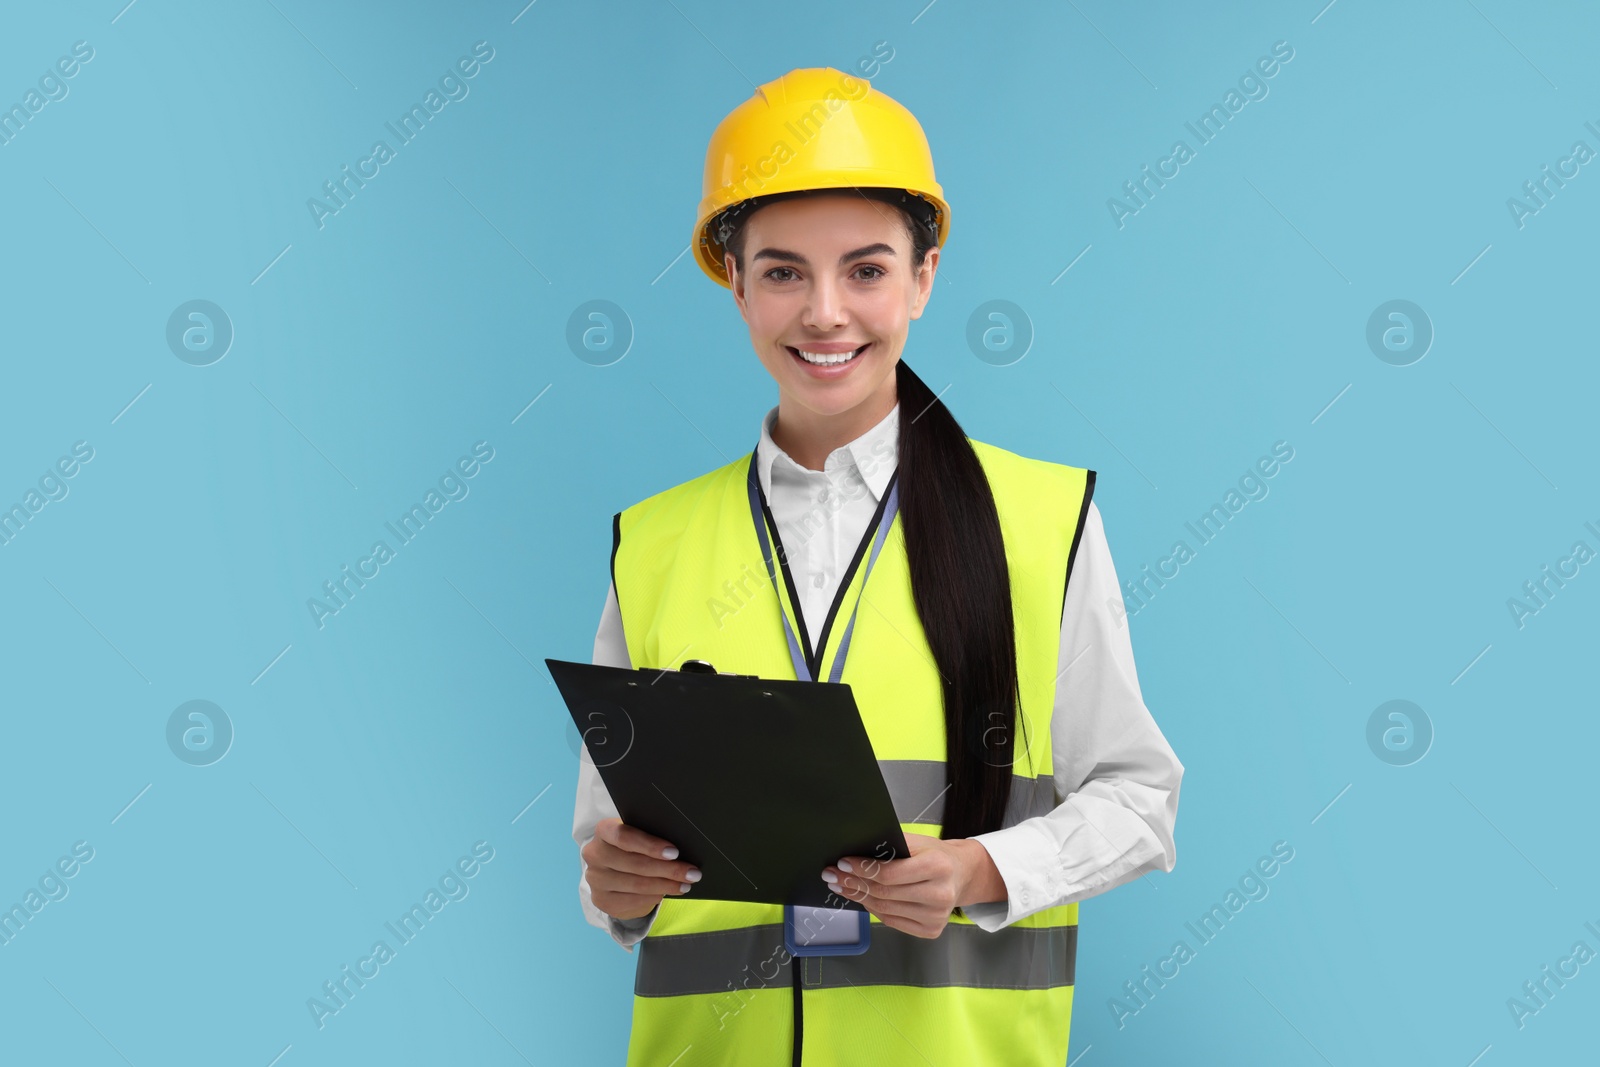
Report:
548,657,910,909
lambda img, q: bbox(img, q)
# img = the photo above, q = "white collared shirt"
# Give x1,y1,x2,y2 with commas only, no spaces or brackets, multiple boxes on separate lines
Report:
573,401,1184,948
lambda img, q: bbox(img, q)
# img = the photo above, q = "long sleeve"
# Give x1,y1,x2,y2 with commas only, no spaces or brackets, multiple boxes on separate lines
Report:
571,580,660,951
961,500,1184,932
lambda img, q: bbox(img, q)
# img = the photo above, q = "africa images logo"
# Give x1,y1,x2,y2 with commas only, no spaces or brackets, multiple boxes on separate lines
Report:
1107,40,1295,229
306,842,495,1029
306,41,496,230
306,442,495,629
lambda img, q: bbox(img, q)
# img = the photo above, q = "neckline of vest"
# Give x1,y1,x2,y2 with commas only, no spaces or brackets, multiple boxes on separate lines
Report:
748,448,902,683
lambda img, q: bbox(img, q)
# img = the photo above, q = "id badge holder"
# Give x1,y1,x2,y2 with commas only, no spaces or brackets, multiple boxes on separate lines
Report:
784,902,872,957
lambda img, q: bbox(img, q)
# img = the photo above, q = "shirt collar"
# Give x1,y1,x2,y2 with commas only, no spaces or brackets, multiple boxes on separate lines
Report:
755,401,899,503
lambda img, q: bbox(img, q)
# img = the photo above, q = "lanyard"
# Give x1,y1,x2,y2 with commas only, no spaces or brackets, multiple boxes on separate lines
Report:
745,448,900,684
746,447,900,957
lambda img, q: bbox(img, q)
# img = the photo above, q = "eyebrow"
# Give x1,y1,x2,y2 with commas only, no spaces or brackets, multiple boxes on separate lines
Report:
751,242,897,267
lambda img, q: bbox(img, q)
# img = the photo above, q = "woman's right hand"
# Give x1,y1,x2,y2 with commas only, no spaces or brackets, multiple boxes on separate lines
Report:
582,817,701,921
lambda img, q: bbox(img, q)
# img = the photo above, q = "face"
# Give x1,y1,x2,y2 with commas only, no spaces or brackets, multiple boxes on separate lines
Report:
726,194,938,423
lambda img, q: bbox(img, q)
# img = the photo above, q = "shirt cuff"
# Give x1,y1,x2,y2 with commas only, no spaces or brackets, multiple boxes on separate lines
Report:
963,823,1057,932
609,905,658,949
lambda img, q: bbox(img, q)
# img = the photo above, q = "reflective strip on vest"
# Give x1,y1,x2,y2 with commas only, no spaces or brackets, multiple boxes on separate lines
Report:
880,760,1056,826
636,922,1077,997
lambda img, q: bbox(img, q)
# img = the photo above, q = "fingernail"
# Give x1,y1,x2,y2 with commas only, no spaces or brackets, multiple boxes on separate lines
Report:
838,860,853,873
678,882,692,894
685,869,702,883
662,846,679,860
821,870,837,884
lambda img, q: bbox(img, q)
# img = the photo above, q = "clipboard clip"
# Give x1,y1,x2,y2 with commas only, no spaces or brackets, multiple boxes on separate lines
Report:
662,660,758,679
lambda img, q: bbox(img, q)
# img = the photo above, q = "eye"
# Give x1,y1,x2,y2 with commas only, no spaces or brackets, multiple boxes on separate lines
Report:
855,265,886,281
763,267,798,283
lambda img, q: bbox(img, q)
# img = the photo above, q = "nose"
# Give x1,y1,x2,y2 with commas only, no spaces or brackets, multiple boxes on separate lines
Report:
802,274,848,331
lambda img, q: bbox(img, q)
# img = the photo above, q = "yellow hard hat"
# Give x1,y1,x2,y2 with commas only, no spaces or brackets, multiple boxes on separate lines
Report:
693,67,951,289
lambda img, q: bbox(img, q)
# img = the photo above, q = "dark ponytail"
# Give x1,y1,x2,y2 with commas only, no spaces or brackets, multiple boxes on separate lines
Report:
894,359,1020,840
720,187,1020,841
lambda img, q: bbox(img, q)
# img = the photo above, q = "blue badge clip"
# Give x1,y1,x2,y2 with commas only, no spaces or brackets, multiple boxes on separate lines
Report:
784,902,872,957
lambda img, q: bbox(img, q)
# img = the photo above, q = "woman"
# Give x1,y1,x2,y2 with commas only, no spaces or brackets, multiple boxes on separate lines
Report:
572,67,1184,1066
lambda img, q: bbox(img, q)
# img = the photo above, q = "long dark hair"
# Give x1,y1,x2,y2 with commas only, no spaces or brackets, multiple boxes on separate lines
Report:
720,187,1020,840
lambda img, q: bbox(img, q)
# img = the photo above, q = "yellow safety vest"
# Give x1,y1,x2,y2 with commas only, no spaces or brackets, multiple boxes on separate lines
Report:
609,436,1095,1067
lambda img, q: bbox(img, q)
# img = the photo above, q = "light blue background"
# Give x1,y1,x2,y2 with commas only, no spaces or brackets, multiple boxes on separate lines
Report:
1,1,1595,1064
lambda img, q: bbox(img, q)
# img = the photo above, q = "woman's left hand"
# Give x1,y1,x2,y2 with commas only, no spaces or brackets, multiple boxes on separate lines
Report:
821,832,1007,939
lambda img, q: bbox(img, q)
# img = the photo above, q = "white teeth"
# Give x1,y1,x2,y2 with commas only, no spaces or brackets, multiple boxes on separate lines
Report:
794,346,863,365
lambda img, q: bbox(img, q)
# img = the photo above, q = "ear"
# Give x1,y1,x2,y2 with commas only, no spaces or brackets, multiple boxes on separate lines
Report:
908,246,940,320
727,252,750,321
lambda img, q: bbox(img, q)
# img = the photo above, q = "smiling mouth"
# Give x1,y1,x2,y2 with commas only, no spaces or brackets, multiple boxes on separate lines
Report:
788,344,869,366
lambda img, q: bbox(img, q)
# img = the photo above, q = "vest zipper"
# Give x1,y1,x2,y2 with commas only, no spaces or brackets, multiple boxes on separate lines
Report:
791,956,804,1066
